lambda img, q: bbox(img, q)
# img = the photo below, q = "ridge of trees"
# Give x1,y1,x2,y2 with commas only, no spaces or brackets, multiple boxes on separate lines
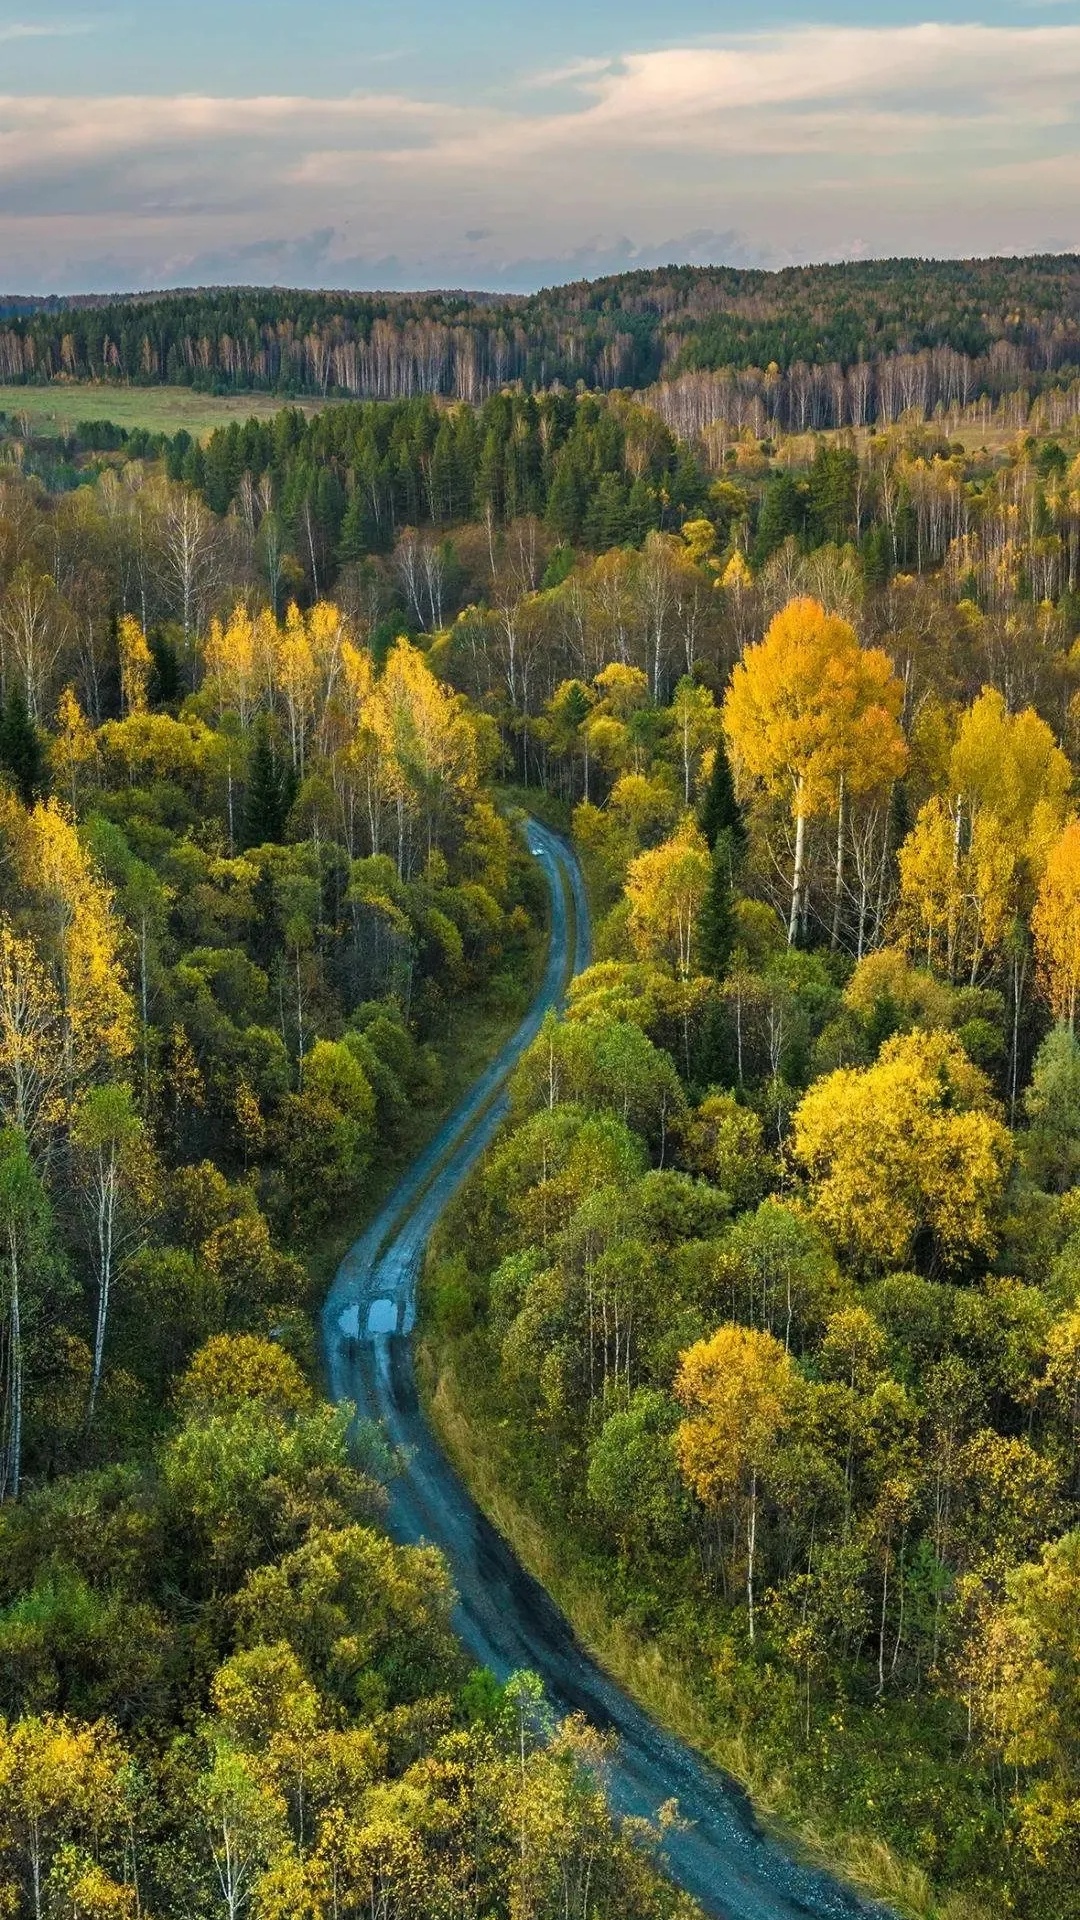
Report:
4,256,1080,417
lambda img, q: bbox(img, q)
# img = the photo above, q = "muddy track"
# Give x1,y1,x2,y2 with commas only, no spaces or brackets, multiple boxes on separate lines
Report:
321,819,889,1920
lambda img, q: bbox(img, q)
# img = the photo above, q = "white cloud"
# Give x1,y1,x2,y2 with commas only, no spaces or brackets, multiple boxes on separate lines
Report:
0,24,1079,290
0,18,92,41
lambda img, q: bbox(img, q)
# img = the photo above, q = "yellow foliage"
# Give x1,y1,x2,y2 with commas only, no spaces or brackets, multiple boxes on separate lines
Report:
177,1333,314,1419
20,802,134,1082
0,917,66,1141
50,687,98,809
722,597,906,819
1033,818,1080,1026
898,690,1072,983
116,615,152,717
624,816,711,978
675,1323,796,1508
793,1029,1012,1272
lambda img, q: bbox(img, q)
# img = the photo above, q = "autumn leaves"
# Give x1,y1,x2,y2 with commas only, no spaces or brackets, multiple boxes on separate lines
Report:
723,597,907,947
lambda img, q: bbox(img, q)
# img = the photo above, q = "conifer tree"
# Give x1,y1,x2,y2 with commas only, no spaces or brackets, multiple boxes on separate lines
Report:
698,732,747,860
698,829,737,980
0,685,44,805
243,718,296,848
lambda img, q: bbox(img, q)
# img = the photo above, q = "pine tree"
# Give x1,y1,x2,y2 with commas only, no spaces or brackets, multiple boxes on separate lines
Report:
0,684,44,804
698,830,737,980
698,732,747,859
243,717,296,848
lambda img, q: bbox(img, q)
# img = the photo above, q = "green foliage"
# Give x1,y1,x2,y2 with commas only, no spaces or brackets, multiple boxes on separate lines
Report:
0,685,44,805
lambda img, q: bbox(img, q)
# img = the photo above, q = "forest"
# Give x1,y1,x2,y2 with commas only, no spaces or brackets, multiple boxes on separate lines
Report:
3,340,1080,1917
4,256,1080,421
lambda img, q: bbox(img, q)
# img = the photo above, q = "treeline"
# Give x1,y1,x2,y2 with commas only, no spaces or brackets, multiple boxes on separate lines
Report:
7,407,1080,789
4,257,1080,410
426,599,1080,1915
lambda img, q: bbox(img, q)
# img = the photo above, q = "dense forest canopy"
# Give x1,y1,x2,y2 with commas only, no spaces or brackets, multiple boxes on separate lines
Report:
4,256,1080,420
6,330,1080,1917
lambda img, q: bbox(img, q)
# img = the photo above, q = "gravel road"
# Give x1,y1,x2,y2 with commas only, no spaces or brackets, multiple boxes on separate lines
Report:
321,818,889,1920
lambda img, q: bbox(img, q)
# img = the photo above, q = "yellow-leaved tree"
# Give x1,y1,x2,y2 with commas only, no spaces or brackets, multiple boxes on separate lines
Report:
18,801,135,1099
722,597,906,943
624,817,712,980
117,614,153,717
897,688,1072,984
792,1028,1012,1273
675,1324,796,1641
1033,819,1080,1028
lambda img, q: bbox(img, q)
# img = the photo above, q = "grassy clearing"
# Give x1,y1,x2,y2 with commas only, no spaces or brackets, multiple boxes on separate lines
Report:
0,383,327,441
416,1339,989,1920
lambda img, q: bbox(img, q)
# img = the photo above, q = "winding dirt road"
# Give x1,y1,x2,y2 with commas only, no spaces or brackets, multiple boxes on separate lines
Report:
321,819,888,1920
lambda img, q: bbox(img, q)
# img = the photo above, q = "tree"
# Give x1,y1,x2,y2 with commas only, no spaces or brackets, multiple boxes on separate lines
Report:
722,598,905,944
697,732,747,859
675,1324,796,1640
0,565,68,724
624,818,711,980
0,922,65,1149
70,1084,156,1422
0,685,44,805
18,803,135,1096
178,1334,314,1420
586,1390,685,1560
243,718,296,849
196,1738,288,1920
960,1531,1080,1874
116,616,152,718
50,688,96,812
697,834,736,980
675,1092,770,1210
793,1029,1013,1273
0,1714,134,1920
669,677,717,807
900,692,1071,986
1025,1025,1080,1193
0,1130,56,1500
1034,819,1080,1027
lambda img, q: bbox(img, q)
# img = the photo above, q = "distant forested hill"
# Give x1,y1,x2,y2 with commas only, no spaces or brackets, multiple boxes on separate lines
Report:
3,256,1080,419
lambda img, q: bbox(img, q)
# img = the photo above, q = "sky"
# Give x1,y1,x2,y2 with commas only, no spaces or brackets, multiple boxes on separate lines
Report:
2,0,1080,295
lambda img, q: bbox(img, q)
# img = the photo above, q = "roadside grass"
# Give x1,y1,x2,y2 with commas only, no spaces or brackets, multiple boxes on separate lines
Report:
495,784,574,836
416,1337,990,1920
0,383,328,441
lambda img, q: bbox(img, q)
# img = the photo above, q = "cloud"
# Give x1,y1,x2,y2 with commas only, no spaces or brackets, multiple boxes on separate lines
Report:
0,24,1079,291
0,19,92,41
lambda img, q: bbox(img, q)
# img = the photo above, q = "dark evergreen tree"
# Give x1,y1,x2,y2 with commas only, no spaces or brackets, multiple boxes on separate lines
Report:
0,684,44,804
807,442,859,546
698,830,737,980
243,717,296,847
698,733,747,860
752,473,803,566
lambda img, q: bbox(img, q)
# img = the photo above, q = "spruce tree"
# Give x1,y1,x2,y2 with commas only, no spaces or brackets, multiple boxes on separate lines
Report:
243,716,295,847
698,829,737,980
698,733,747,860
0,684,44,804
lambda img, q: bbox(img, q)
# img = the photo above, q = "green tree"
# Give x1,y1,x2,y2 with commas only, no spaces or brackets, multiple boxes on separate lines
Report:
0,1132,60,1502
0,686,45,806
243,718,296,849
